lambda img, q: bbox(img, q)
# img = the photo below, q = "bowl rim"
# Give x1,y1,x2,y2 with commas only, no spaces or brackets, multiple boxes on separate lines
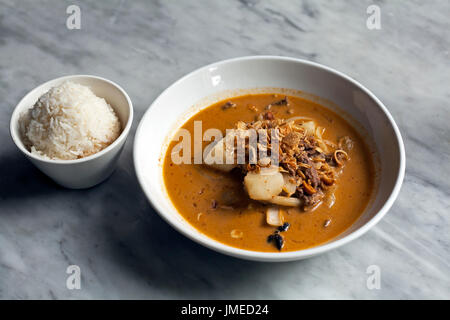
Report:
134,55,406,261
10,74,134,164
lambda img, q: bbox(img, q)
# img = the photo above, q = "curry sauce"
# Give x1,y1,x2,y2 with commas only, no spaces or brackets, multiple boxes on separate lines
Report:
163,94,376,252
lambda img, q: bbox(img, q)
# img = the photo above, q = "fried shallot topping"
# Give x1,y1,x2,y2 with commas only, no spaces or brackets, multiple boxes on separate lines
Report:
234,111,352,210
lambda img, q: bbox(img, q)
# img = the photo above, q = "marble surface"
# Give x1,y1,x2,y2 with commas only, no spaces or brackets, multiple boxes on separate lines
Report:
0,0,449,299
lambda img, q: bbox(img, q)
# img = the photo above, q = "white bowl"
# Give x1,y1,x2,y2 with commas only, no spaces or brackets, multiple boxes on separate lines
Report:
134,56,405,262
10,75,133,189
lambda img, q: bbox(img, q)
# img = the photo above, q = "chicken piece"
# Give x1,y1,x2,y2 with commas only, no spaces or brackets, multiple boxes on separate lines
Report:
282,132,302,148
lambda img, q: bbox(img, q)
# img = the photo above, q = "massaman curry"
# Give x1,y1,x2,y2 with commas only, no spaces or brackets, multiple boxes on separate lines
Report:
163,93,376,252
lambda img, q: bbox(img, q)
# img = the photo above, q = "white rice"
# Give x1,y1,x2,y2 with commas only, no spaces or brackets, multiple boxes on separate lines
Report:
19,81,121,160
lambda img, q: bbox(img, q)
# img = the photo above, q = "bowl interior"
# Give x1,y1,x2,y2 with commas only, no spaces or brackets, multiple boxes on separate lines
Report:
10,75,132,159
134,57,404,261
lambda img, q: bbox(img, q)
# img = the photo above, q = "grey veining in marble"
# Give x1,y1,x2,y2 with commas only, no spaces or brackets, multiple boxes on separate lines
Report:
0,0,449,299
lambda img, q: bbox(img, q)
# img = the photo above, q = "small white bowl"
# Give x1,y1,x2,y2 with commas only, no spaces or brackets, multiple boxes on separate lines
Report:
134,56,405,262
10,75,133,189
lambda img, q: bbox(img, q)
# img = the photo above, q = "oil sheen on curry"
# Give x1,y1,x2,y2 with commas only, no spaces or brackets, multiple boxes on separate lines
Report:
163,93,376,252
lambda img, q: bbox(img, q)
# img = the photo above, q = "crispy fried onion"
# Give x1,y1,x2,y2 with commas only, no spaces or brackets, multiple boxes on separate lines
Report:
204,109,352,212
333,150,349,166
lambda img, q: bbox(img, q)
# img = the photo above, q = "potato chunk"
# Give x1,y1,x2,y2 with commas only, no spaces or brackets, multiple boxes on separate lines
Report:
244,167,284,200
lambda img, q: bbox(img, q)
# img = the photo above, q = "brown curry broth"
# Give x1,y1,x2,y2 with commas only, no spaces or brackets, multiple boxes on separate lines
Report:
163,94,375,252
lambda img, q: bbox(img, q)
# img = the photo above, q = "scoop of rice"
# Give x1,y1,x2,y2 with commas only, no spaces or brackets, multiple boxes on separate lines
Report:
19,81,121,160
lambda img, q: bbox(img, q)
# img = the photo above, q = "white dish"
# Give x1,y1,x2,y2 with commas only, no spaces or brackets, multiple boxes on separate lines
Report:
134,56,405,262
10,75,133,189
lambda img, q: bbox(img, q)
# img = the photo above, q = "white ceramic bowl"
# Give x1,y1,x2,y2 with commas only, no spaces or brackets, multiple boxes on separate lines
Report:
10,75,133,189
134,56,405,261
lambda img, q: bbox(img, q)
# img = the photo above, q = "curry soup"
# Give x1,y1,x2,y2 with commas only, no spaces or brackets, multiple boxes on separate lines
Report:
163,94,376,252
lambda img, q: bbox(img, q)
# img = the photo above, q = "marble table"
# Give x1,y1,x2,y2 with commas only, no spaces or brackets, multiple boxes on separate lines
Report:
0,0,448,299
